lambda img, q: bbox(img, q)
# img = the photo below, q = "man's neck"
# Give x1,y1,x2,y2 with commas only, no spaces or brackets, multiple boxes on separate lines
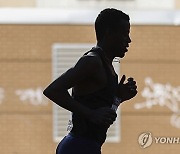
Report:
96,42,114,64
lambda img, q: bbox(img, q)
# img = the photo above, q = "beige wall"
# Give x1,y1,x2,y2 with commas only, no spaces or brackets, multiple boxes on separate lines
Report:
175,0,180,9
0,0,179,9
0,0,35,7
0,24,180,154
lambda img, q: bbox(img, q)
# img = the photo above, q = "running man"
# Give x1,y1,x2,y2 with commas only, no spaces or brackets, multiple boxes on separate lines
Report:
43,8,137,154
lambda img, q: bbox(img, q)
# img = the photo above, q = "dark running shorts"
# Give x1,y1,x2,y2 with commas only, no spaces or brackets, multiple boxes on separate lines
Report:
56,133,102,154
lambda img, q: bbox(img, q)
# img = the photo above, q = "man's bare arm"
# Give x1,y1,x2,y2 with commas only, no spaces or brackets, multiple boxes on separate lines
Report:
43,55,116,126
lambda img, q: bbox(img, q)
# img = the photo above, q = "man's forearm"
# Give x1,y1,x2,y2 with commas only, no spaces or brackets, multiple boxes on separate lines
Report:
43,89,92,118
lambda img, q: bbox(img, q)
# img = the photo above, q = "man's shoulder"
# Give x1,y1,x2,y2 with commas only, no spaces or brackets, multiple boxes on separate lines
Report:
78,50,103,68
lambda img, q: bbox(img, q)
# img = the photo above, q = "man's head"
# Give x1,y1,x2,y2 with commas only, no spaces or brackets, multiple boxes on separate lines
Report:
95,8,131,58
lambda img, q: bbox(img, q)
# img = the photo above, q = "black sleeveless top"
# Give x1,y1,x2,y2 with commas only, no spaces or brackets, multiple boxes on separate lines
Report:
70,47,118,145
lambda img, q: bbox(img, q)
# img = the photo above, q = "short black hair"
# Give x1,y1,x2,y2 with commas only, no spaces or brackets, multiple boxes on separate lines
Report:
95,8,130,42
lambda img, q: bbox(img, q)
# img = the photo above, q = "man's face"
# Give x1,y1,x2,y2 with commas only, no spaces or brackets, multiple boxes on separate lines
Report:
109,20,131,58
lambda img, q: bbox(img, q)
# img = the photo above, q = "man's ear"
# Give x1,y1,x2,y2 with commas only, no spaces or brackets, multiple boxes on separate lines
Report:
104,28,114,40
105,28,112,36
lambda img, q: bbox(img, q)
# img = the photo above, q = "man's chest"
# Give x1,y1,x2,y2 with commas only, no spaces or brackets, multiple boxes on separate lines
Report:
73,66,108,95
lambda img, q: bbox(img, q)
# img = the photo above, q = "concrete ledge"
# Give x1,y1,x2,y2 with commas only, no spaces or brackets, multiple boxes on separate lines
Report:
0,8,180,25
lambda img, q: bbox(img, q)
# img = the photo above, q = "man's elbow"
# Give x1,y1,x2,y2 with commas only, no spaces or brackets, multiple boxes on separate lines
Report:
43,88,52,99
43,86,65,101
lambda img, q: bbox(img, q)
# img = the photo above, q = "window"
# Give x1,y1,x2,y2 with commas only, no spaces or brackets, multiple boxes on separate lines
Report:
52,43,121,142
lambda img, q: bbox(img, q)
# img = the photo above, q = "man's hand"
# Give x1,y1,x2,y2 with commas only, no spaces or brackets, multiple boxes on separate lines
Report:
116,75,138,102
87,107,117,127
